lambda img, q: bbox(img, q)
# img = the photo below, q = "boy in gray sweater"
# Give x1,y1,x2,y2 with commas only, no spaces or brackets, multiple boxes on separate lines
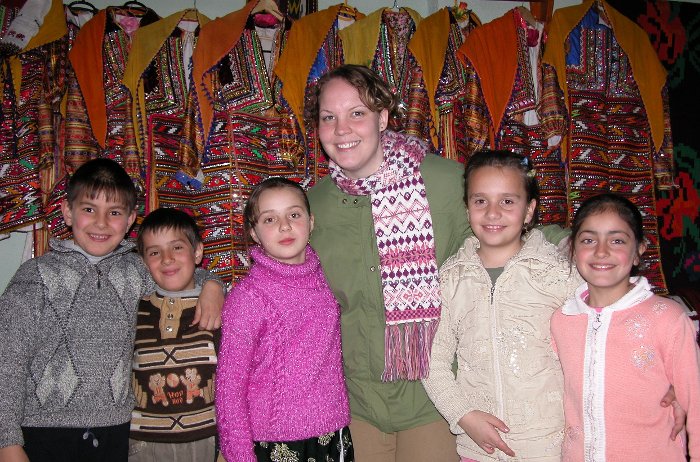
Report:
0,159,223,462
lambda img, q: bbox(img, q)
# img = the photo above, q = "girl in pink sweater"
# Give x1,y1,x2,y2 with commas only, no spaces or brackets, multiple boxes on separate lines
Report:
551,193,700,461
216,178,353,462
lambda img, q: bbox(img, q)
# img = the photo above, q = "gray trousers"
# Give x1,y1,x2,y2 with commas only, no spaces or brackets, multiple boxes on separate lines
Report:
128,436,218,462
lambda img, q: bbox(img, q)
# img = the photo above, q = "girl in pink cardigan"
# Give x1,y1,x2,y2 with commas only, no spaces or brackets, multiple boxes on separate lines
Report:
216,178,353,462
551,193,700,461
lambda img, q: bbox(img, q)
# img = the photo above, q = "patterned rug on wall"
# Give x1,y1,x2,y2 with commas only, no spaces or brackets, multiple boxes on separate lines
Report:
608,0,700,305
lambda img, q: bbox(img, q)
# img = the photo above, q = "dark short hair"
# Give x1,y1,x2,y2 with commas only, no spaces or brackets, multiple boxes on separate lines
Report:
66,158,137,212
464,150,540,231
306,64,401,128
137,208,203,256
244,177,310,240
570,193,645,273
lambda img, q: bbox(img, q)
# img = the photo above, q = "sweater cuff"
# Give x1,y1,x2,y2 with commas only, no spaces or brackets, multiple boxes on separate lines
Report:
0,426,24,450
444,403,472,436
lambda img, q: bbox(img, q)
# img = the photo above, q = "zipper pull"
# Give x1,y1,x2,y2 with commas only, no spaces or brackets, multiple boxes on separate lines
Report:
96,268,101,289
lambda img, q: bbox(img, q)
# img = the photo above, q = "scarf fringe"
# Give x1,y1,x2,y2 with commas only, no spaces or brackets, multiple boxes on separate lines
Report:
382,319,439,382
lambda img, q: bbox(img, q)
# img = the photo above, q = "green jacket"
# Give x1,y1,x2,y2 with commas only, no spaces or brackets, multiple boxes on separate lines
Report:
308,154,471,432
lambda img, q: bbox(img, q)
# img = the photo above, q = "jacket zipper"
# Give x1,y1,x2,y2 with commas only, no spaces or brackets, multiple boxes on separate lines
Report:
490,280,505,423
96,267,102,289
584,312,603,462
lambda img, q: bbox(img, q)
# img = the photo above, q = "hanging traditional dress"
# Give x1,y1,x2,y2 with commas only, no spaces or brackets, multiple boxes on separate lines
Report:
340,7,425,140
69,5,160,223
407,5,480,163
41,3,98,247
275,4,363,183
0,0,67,238
122,9,210,215
457,7,569,225
185,0,291,283
543,0,673,291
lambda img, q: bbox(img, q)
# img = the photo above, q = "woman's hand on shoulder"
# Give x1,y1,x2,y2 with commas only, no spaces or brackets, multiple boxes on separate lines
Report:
458,410,515,457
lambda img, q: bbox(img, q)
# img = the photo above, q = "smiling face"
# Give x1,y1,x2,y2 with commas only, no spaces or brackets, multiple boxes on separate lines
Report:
141,227,203,292
250,186,314,265
466,166,536,267
573,209,647,307
317,77,389,179
61,193,136,257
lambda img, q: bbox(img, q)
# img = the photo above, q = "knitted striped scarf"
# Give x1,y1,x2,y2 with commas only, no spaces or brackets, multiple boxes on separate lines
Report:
330,130,441,381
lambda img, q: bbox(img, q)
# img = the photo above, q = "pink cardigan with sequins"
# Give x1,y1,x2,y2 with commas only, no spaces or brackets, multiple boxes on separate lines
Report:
216,245,350,462
551,277,700,462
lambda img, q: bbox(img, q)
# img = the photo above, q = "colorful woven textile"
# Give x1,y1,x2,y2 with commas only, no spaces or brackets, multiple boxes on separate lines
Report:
275,5,351,183
123,9,210,214
554,5,668,291
188,22,291,283
457,8,568,225
606,0,698,295
0,0,67,235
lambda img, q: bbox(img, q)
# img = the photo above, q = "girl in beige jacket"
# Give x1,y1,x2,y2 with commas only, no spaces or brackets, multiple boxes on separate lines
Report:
423,151,579,461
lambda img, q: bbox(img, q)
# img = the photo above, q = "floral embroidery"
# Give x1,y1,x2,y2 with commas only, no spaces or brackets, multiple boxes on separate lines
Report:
318,432,333,446
564,425,583,445
270,444,299,462
632,345,656,370
652,301,669,314
497,325,529,377
625,314,649,340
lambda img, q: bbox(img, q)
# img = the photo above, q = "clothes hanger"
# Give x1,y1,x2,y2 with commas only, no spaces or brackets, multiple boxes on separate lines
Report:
517,5,537,26
390,0,400,12
68,0,99,14
122,0,148,9
250,0,284,23
339,0,357,20
120,0,149,16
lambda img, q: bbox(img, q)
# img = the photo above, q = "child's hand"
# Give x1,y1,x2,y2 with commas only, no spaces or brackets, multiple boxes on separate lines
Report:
0,445,30,462
458,410,515,457
660,385,686,440
193,280,224,330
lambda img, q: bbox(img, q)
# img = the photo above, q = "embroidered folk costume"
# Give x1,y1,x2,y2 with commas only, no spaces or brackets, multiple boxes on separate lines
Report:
69,6,160,193
185,0,292,283
0,0,67,236
543,0,673,291
275,4,363,182
122,9,210,214
458,8,569,225
407,6,480,163
340,8,427,142
40,4,99,247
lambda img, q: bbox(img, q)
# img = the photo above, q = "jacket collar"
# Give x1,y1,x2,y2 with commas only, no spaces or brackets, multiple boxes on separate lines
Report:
457,228,563,270
562,276,653,316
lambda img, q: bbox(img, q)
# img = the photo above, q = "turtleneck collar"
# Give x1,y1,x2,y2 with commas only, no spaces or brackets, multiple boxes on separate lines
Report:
50,238,134,264
249,244,323,289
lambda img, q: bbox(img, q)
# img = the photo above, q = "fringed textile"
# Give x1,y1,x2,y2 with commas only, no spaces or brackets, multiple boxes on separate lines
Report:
330,130,441,382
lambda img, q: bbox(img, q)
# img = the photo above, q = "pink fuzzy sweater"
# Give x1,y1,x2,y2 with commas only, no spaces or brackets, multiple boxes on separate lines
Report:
551,277,700,462
216,245,350,462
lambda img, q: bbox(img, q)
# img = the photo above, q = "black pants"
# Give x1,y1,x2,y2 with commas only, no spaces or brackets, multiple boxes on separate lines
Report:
22,422,129,462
